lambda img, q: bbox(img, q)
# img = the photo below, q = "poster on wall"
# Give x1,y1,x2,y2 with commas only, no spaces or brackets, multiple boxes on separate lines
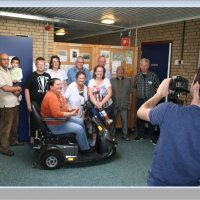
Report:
79,52,91,62
112,52,124,62
58,50,68,62
101,50,110,64
112,61,121,74
125,51,133,64
70,49,79,63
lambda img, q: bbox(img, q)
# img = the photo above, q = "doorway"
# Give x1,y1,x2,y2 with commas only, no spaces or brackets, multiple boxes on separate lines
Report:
141,41,172,82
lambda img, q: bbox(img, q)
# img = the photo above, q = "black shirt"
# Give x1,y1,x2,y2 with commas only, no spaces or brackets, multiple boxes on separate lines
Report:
25,71,51,106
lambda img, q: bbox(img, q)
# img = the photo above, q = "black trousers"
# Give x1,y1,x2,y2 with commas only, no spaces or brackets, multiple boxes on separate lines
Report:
136,98,158,140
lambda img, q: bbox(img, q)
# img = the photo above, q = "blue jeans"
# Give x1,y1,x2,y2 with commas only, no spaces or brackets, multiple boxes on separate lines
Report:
47,116,90,151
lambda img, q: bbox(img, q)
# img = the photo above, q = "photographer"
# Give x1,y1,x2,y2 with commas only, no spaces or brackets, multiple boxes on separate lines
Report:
137,70,200,186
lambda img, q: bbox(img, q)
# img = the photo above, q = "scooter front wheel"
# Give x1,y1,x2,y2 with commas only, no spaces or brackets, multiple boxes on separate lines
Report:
105,146,116,158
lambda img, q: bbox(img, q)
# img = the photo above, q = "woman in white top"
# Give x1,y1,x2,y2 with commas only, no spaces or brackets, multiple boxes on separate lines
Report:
47,55,67,94
64,71,88,119
88,65,114,146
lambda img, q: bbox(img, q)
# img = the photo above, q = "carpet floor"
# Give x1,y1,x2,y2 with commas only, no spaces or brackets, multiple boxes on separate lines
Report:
0,130,155,186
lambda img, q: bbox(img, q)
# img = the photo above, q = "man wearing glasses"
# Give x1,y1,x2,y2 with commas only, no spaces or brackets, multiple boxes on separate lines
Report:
67,56,91,86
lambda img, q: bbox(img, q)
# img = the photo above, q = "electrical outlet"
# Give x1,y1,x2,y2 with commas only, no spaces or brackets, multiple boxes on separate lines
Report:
175,60,183,65
175,60,180,65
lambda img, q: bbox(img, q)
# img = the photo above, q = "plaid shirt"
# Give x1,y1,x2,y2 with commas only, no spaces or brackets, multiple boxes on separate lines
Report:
134,71,160,99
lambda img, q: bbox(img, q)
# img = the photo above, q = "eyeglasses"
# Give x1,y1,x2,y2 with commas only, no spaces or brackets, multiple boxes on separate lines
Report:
77,62,84,64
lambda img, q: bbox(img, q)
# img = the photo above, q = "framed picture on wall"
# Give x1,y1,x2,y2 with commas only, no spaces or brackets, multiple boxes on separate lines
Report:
70,49,79,63
58,50,68,62
79,52,91,62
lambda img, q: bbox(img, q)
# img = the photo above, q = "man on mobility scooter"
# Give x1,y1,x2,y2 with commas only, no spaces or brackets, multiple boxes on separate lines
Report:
32,78,117,170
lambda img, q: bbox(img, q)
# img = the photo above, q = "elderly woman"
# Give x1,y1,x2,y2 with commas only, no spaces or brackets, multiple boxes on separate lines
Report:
88,65,114,146
64,71,88,119
47,55,67,94
40,78,90,152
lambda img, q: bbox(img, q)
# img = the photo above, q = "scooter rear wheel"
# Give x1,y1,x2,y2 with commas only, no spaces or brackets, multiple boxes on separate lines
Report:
41,151,63,170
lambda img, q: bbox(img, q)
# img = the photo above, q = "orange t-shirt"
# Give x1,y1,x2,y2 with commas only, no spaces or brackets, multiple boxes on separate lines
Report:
41,90,68,125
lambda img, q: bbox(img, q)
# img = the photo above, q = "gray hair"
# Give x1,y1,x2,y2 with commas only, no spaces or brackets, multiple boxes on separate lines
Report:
140,58,150,66
75,56,84,63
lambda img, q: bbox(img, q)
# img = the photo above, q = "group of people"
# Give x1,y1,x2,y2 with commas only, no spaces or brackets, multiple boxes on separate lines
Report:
1,51,200,186
0,53,162,156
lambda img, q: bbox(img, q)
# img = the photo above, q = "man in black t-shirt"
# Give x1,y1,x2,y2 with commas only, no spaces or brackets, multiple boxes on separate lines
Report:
25,57,51,144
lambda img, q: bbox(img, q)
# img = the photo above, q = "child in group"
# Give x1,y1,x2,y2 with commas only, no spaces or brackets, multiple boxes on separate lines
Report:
25,57,51,144
10,57,23,101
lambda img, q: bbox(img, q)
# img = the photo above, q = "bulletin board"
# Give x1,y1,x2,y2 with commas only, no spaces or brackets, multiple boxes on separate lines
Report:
94,45,138,78
54,43,95,73
54,43,138,78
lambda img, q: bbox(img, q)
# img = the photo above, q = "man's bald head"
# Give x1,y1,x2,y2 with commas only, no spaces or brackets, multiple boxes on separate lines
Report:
0,53,9,69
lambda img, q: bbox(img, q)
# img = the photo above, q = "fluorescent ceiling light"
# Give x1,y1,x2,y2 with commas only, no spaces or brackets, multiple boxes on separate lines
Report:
56,32,65,36
55,28,67,36
101,18,115,24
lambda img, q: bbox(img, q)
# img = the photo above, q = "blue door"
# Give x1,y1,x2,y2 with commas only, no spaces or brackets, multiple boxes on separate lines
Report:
141,42,172,82
0,36,32,141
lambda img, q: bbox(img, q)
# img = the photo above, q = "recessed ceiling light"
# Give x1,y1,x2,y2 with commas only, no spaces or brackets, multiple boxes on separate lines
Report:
101,18,115,24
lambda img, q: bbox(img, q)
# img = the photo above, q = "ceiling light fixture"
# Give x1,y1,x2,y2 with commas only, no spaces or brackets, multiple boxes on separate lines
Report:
101,18,115,25
55,28,67,36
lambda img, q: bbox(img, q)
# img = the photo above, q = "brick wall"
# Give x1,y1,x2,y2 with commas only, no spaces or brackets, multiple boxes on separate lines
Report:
0,18,54,62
